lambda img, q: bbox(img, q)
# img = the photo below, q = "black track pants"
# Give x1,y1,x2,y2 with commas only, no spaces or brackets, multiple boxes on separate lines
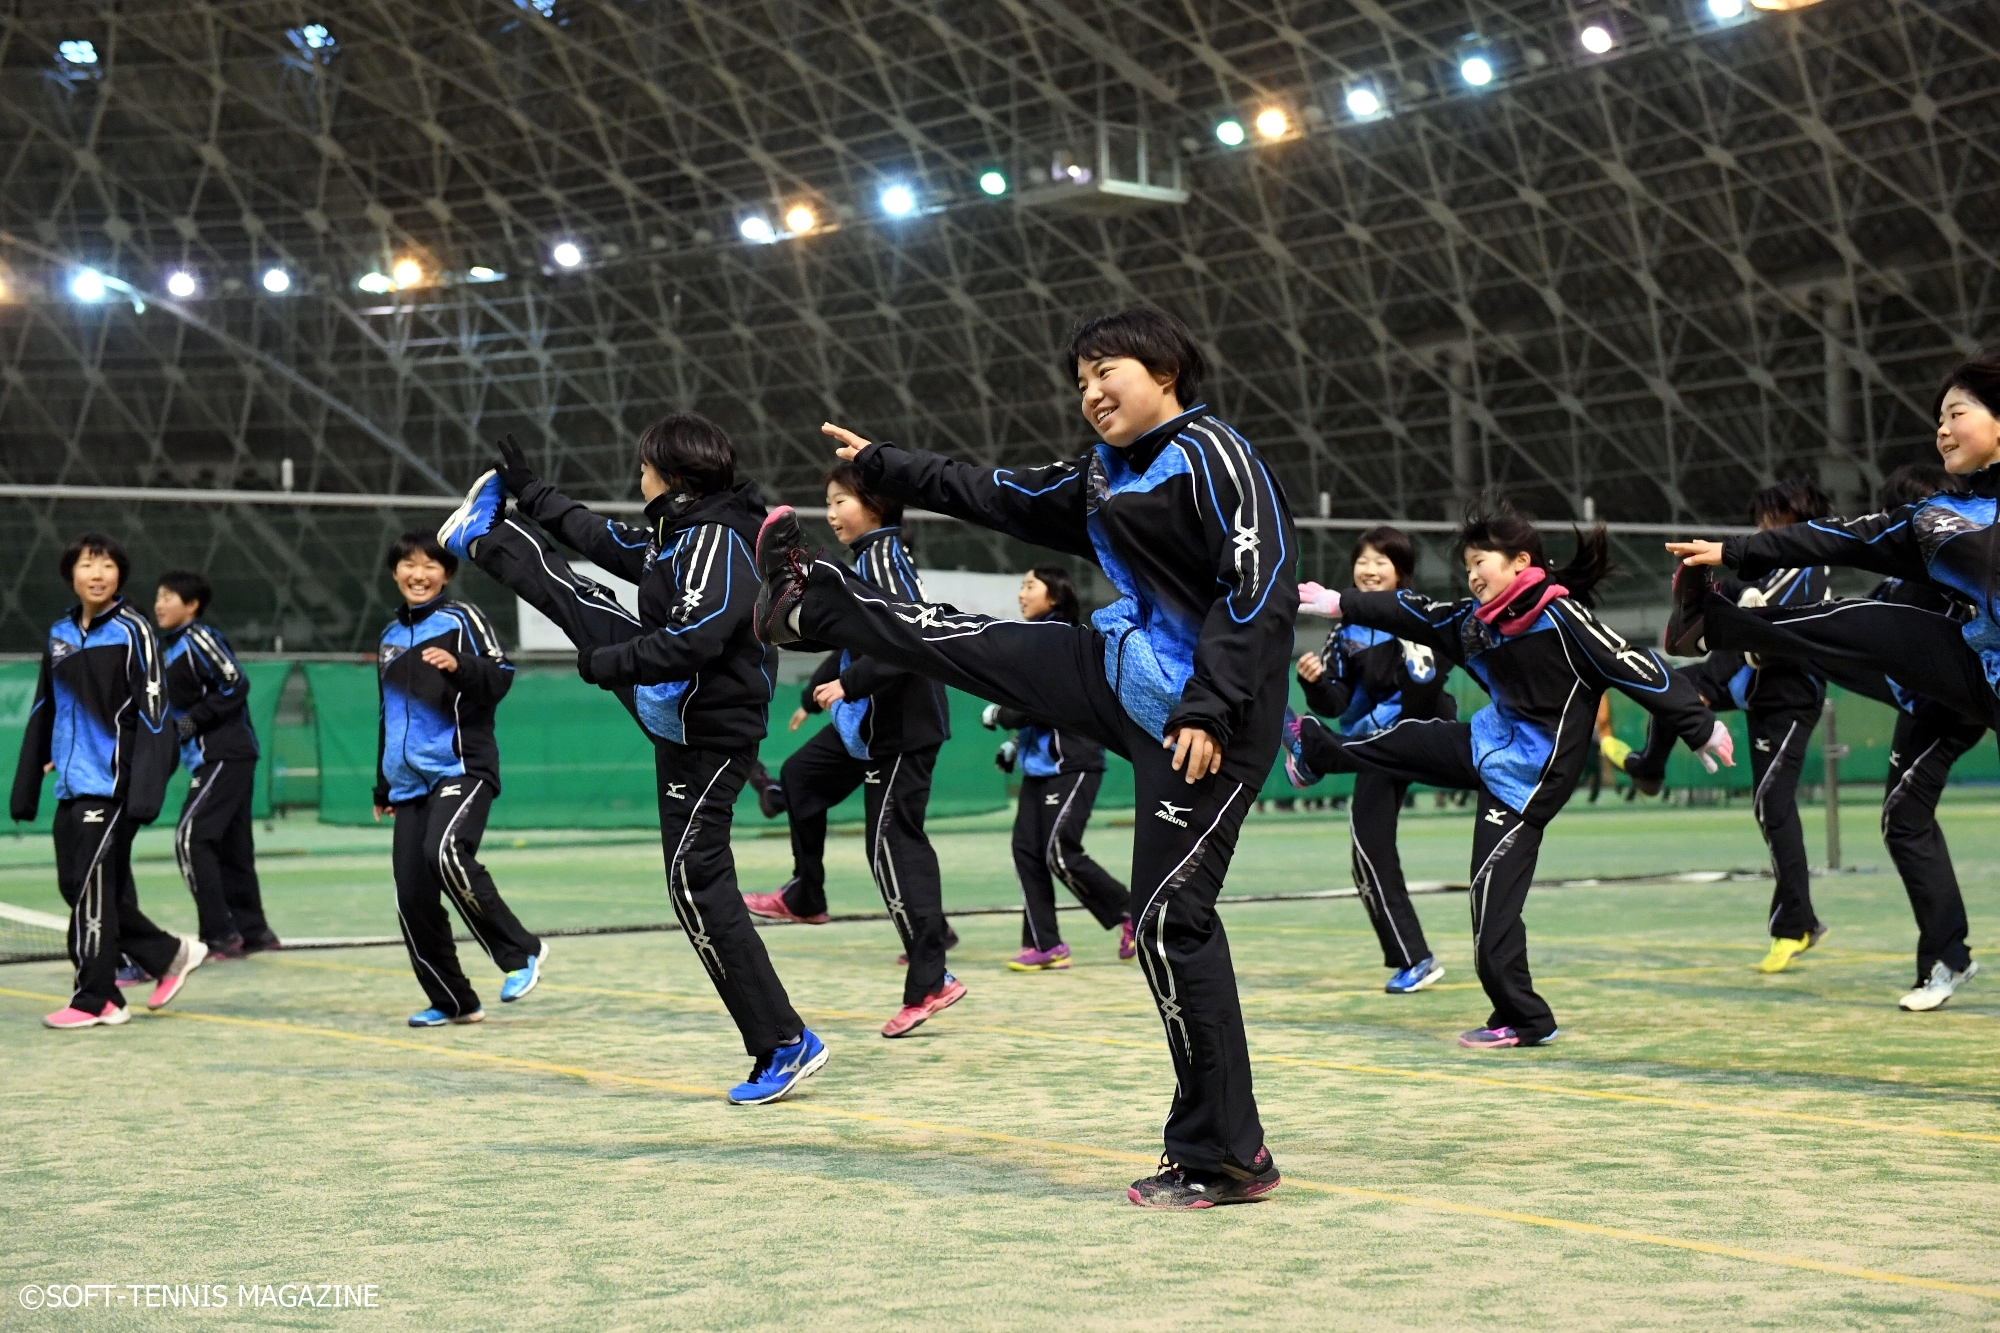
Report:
474,515,648,726
1299,718,1556,1041
54,798,182,1014
1749,707,1820,940
800,558,1271,1172
1347,771,1432,970
392,778,540,1016
656,743,806,1054
1883,705,1985,982
1013,770,1131,950
175,759,269,944
1706,596,2000,728
778,726,950,1007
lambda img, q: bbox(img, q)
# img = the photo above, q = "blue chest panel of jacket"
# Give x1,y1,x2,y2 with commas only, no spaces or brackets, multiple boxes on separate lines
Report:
1087,440,1202,739
48,618,141,801
379,610,472,802
1335,624,1409,737
1461,615,1561,815
630,524,742,745
1017,725,1060,777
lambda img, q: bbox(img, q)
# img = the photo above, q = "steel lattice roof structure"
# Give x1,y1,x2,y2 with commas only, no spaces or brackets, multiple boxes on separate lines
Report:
1,0,1996,649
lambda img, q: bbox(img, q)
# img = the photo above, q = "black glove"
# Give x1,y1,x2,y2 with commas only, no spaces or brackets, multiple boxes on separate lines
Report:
576,646,599,686
995,739,1017,774
494,433,538,495
175,715,197,741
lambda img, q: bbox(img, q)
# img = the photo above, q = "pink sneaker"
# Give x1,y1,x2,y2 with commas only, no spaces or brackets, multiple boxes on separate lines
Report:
742,890,829,925
881,975,967,1038
43,1001,130,1030
147,937,209,1011
1118,916,1138,961
1006,943,1072,972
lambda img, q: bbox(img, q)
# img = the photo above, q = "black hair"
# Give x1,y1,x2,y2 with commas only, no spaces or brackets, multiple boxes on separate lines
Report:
156,569,212,615
636,412,736,497
385,531,458,577
1748,478,1834,527
60,532,130,589
1457,500,1611,605
1350,524,1416,586
1879,462,1955,509
1061,307,1207,408
825,458,904,529
1931,350,2000,420
1026,565,1082,625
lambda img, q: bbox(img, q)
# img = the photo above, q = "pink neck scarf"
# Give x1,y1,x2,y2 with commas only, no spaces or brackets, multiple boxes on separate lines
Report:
1473,565,1567,637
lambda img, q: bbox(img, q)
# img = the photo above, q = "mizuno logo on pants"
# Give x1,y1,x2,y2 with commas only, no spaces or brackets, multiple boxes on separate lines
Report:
1154,801,1190,828
1484,808,1509,825
82,809,106,824
1754,738,1771,752
1044,794,1061,806
864,771,882,784
664,783,687,800
440,784,462,797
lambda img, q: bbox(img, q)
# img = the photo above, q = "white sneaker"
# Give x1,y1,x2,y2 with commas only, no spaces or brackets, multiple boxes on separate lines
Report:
1899,959,1978,1012
147,937,209,1010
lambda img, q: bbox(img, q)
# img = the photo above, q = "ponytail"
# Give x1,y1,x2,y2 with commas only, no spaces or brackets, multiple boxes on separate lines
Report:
1457,499,1611,605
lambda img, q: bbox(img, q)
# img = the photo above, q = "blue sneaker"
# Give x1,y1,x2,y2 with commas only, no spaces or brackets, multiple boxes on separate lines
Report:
1281,708,1321,788
728,1029,828,1105
500,940,549,1003
115,962,152,988
436,469,506,561
1385,956,1444,994
409,1007,485,1027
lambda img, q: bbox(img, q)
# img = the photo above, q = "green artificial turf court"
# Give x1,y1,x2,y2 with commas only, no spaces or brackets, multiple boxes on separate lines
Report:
3,797,1998,1329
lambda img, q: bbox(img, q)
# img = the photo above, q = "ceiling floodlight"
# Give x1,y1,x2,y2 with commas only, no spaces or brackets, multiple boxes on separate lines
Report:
739,215,775,243
1579,23,1615,53
391,258,423,288
1345,86,1383,118
1460,55,1495,86
1708,0,1746,16
1751,0,1828,9
299,23,332,48
467,266,499,282
551,241,582,268
1214,118,1246,146
879,184,916,217
357,271,393,294
262,268,291,293
71,269,107,301
58,39,98,65
1254,108,1290,140
166,271,197,298
978,170,1008,197
784,205,817,234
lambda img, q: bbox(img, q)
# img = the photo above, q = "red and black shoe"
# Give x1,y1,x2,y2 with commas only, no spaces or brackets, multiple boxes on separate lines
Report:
1128,1148,1280,1209
753,506,820,646
1662,563,1713,656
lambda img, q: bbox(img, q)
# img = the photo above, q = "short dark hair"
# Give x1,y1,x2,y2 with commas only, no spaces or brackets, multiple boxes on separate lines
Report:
60,532,130,589
1879,462,1956,509
636,412,736,496
385,531,457,577
1061,307,1207,408
1351,525,1416,585
1748,478,1834,527
1931,350,2000,420
1027,565,1082,625
156,569,212,615
825,459,903,529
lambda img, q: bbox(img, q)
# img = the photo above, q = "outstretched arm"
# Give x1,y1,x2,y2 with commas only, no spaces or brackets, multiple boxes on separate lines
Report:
1667,506,1925,582
1335,590,1475,667
828,425,1097,561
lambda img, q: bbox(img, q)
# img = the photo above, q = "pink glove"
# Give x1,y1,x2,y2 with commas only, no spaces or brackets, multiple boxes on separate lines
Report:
1298,581,1342,618
1697,719,1735,772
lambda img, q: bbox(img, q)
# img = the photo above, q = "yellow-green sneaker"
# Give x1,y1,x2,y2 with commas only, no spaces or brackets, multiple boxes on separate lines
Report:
1757,935,1810,974
1599,735,1634,770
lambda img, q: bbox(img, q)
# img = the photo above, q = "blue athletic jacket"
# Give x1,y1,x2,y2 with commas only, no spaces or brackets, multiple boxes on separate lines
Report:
1341,585,1713,824
11,597,174,824
162,621,260,772
1299,622,1456,739
853,404,1296,747
374,597,513,805
801,526,951,759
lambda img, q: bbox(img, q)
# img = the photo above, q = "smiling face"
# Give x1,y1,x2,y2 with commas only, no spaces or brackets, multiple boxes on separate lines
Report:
1077,354,1182,448
393,552,451,607
1352,544,1401,593
154,587,197,631
1936,387,2000,476
1464,546,1533,605
70,550,121,614
825,481,883,546
1018,572,1056,620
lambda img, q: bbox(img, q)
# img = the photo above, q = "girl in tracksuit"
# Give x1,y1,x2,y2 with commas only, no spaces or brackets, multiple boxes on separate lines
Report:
1288,504,1727,1050
1289,525,1457,994
985,565,1134,971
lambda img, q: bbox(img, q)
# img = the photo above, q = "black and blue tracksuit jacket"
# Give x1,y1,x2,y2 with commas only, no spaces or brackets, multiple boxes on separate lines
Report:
373,598,513,806
1340,584,1714,824
161,621,260,773
853,402,1296,747
1695,565,1830,714
1300,622,1458,737
800,525,951,759
11,597,174,825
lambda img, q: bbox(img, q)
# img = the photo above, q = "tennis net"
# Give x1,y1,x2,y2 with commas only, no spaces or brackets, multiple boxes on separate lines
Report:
0,899,68,965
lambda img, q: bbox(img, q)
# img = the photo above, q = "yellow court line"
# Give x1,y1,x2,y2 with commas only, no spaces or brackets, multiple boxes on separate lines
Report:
2,983,1995,1303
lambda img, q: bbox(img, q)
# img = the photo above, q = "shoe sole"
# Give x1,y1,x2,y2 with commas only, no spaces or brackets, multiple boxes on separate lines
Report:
1386,966,1444,994
502,941,550,1002
883,985,966,1038
1006,960,1072,971
728,1043,830,1106
1126,1177,1280,1209
438,470,499,551
148,940,208,1010
1899,991,1951,1012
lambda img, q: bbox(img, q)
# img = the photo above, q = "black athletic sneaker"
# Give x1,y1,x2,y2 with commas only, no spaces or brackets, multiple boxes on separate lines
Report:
1662,563,1712,656
753,506,818,646
240,929,283,954
1128,1148,1280,1209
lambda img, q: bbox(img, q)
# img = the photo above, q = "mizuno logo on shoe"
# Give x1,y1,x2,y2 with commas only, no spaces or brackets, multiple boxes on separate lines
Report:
1484,808,1508,825
82,809,106,823
1154,801,1191,828
664,783,687,800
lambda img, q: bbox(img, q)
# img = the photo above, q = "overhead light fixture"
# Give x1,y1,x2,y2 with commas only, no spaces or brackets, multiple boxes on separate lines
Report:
467,266,499,282
71,269,107,301
57,39,98,65
784,205,816,234
357,271,393,294
1579,24,1615,54
1751,0,1827,8
551,241,582,268
1460,55,1495,87
978,169,1008,197
262,268,291,293
1254,108,1290,140
166,271,197,298
391,258,423,288
880,184,916,217
1708,0,1746,16
739,215,775,243
1345,86,1383,118
1214,118,1246,147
